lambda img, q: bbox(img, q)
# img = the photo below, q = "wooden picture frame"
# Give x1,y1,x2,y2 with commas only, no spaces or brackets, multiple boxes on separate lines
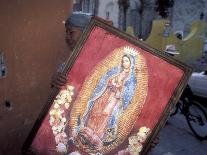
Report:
22,17,192,155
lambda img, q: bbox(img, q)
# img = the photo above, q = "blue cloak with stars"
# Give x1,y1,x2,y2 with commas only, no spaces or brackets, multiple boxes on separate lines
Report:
82,54,137,138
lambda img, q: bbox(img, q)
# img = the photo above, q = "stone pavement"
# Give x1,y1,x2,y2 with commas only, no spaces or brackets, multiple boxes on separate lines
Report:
149,113,207,155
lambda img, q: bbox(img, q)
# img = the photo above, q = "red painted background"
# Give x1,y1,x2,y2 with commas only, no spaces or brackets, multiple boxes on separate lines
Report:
31,26,184,154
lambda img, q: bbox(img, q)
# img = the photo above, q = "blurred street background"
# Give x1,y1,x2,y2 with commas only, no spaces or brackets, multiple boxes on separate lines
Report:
150,97,207,155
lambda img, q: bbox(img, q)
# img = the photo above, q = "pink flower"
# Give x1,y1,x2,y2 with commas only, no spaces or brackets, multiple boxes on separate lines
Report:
55,132,68,144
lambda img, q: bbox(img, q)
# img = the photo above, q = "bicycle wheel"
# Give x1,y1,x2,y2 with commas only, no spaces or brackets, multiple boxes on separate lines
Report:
186,101,207,140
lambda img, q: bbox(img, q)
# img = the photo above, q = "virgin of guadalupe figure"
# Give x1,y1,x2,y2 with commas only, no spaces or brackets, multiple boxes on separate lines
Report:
69,46,148,154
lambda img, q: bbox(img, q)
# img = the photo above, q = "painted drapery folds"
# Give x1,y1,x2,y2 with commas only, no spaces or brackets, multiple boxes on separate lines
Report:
23,18,191,155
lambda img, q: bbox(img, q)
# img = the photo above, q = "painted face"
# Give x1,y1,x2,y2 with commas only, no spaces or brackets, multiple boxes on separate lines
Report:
122,56,131,69
65,26,82,49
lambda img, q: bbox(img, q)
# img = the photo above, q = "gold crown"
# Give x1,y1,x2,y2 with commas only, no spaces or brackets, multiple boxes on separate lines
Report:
124,46,139,57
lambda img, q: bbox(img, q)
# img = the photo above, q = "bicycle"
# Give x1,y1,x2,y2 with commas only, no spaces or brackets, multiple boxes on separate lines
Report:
171,85,207,141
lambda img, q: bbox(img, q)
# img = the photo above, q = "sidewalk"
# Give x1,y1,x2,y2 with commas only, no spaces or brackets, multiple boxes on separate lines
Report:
149,114,207,155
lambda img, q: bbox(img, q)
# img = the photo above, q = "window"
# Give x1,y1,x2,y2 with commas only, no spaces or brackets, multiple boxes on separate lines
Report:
0,51,6,78
175,31,183,40
106,12,110,19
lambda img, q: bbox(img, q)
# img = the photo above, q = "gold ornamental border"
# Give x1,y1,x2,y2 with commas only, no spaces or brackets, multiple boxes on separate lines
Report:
69,46,148,154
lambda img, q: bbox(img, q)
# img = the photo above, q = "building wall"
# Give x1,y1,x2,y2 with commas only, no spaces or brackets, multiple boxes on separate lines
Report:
172,0,207,65
172,0,207,37
97,0,156,38
126,0,141,36
97,0,119,27
73,0,207,39
0,0,72,154
145,20,206,65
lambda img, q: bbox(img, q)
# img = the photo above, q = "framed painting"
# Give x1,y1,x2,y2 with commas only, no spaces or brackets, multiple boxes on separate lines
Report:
22,18,192,155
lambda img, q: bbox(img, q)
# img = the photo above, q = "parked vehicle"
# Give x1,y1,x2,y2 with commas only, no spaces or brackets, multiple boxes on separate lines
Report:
188,70,207,98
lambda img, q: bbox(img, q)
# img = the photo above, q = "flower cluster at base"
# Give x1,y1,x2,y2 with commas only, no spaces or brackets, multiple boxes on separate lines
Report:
117,126,151,155
49,85,74,154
